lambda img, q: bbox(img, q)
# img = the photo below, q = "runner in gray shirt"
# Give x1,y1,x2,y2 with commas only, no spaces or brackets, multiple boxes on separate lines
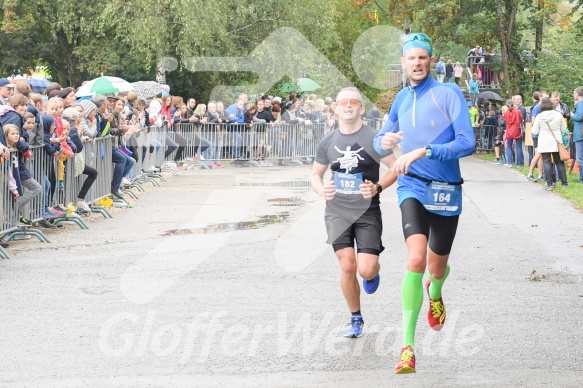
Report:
311,87,398,338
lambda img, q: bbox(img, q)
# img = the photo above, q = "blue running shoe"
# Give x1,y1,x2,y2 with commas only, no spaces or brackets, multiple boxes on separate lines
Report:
363,274,380,294
343,316,364,338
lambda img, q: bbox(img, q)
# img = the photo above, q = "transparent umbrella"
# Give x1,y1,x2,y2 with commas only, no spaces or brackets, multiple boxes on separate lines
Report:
131,81,166,100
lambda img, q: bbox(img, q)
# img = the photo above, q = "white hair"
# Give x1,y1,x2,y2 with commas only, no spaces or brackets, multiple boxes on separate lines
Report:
62,107,80,122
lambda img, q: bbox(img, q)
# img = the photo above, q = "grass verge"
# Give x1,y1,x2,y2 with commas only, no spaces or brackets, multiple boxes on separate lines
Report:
474,152,583,210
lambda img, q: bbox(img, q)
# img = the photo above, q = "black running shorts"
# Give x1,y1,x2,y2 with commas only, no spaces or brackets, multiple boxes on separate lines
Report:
400,198,459,256
325,206,384,256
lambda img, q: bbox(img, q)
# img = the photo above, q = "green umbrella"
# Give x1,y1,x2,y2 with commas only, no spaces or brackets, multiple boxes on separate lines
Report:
75,76,121,97
91,77,120,94
296,78,321,92
280,78,322,94
280,82,300,94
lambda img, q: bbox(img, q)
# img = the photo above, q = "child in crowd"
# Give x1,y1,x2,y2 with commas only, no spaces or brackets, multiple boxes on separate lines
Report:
56,120,76,188
23,112,36,135
469,73,481,105
42,113,66,216
3,123,42,224
3,124,22,200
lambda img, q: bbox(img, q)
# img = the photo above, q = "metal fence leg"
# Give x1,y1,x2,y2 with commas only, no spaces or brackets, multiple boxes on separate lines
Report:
90,205,113,219
3,227,51,243
51,215,89,230
0,245,12,259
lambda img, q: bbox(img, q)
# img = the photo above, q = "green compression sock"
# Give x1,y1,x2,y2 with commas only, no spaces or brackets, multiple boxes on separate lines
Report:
402,270,424,348
428,264,450,300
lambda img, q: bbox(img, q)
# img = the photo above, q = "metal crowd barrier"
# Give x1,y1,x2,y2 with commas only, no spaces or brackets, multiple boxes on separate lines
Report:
26,144,85,230
475,125,497,152
62,136,114,219
126,126,167,192
152,125,178,176
0,150,16,258
1,146,50,244
365,119,383,131
170,122,326,168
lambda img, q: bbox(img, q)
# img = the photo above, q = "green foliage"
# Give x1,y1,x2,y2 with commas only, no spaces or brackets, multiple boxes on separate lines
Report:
524,4,583,107
1,0,582,104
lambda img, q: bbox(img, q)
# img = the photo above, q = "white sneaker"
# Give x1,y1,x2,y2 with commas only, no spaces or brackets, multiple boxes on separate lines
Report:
122,177,132,186
76,201,91,212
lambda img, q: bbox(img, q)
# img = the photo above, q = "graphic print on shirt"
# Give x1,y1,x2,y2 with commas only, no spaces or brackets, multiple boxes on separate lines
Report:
334,145,364,172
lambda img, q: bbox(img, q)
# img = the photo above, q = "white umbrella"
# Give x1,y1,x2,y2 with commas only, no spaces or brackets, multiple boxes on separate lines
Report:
75,76,134,97
131,81,166,100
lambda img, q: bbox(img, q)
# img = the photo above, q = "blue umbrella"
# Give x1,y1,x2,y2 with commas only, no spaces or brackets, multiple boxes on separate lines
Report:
26,79,50,94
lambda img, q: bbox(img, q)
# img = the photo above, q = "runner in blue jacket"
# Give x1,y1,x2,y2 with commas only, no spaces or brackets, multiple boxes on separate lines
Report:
373,32,475,374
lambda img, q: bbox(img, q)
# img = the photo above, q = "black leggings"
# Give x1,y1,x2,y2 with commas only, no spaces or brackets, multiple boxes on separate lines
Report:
127,146,139,162
542,152,567,185
78,165,98,200
400,198,459,256
173,133,187,162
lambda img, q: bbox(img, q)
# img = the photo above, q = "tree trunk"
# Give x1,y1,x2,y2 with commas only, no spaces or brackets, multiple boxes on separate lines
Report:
534,0,543,54
54,28,80,87
496,0,520,96
533,0,544,89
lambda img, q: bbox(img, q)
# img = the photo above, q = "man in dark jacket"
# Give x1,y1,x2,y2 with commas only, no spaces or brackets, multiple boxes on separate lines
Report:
256,99,276,123
551,91,570,119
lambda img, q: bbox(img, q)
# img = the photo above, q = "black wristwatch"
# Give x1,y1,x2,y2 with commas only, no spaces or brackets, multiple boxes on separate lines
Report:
375,183,383,194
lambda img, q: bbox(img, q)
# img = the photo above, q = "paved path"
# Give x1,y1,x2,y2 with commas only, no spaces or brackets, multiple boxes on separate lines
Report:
1,156,582,387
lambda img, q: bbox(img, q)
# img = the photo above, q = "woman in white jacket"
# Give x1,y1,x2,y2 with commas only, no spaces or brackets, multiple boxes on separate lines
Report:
531,97,569,190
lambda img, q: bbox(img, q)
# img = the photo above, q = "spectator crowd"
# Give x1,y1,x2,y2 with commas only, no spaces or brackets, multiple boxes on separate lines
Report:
0,76,385,250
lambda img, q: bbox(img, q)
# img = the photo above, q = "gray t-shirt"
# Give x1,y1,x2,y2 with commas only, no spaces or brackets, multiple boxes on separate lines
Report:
316,125,390,212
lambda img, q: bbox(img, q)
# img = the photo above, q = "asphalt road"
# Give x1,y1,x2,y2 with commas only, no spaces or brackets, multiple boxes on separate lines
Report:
1,156,582,387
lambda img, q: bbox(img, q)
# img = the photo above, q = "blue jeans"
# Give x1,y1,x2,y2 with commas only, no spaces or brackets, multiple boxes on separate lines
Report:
505,139,523,166
204,137,223,162
576,141,583,182
112,147,135,191
470,93,477,105
43,176,51,212
199,137,211,154
273,127,294,158
227,132,243,158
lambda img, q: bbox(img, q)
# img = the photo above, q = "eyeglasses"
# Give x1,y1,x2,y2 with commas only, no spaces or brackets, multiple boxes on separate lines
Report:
336,99,362,108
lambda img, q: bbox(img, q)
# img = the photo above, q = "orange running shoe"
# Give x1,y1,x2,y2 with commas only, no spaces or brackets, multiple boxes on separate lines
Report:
395,345,416,374
425,279,446,331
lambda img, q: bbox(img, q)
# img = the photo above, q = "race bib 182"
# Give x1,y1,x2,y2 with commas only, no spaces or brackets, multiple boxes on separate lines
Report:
334,172,363,195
